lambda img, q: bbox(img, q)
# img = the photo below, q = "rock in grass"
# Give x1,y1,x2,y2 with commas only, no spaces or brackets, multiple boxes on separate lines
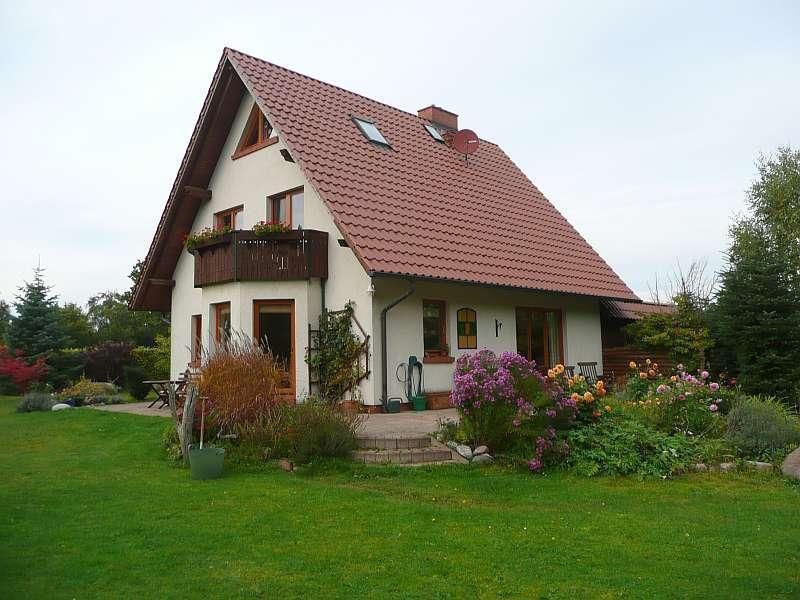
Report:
781,447,800,480
455,445,473,461
51,403,72,411
472,453,493,465
746,461,773,472
691,463,708,472
446,441,458,450
279,459,294,472
719,462,737,473
473,445,488,456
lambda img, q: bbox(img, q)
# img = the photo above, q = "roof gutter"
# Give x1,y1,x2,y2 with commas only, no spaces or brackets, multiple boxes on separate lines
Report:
380,279,415,405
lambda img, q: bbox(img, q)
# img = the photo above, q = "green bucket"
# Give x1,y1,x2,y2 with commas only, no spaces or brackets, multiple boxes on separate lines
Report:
411,395,426,411
189,446,226,480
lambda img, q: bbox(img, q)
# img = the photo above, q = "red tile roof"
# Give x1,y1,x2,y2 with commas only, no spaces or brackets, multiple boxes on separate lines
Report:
603,300,676,321
227,49,637,301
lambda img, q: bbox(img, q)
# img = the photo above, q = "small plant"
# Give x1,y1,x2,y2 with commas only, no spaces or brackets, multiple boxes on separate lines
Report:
85,394,125,406
284,400,362,463
184,226,231,251
726,395,800,460
252,221,291,236
16,392,57,412
123,364,150,401
59,377,118,406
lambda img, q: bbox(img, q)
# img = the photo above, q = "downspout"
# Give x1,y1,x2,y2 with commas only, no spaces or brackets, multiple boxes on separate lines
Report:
380,279,415,405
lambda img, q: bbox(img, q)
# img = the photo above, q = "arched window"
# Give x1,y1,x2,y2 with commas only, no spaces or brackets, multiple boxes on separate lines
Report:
457,308,477,349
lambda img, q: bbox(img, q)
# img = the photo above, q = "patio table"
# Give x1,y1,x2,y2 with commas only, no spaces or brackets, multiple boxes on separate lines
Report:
142,379,187,409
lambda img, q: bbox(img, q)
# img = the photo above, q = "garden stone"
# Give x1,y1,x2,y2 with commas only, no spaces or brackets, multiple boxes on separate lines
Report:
781,446,800,480
471,453,493,464
446,441,458,450
691,463,708,472
745,461,773,472
473,445,488,456
719,462,736,473
455,444,473,461
51,403,72,411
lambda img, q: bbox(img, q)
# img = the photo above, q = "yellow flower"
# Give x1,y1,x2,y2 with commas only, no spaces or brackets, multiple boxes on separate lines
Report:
646,358,652,365
555,364,565,374
604,405,612,413
639,372,648,379
670,375,677,382
652,363,659,371
647,369,656,378
583,391,595,403
629,361,637,369
571,392,581,402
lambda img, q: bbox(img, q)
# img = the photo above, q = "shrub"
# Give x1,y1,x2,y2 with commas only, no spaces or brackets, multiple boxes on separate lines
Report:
17,392,57,412
85,394,125,406
284,400,362,463
123,364,150,401
131,335,170,380
726,395,800,460
0,345,48,393
85,341,133,384
198,332,284,435
565,414,697,477
58,377,117,406
44,348,87,391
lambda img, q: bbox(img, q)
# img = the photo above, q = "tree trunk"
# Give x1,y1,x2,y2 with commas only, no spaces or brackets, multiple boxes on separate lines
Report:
168,383,197,465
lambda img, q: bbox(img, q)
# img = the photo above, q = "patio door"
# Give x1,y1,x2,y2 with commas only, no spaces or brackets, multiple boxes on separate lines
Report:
515,307,563,370
253,300,295,399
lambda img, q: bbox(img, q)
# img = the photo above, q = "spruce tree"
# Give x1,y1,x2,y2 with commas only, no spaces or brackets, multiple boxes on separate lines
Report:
7,266,67,358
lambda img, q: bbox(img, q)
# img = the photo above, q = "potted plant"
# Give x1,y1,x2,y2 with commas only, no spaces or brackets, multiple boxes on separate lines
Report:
188,396,225,480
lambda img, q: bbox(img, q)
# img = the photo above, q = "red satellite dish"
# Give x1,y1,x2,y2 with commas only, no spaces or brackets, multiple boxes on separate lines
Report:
451,129,480,155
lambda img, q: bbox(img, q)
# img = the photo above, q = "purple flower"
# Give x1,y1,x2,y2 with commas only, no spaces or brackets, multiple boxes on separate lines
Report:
709,382,719,392
528,459,543,472
656,384,669,394
709,403,718,412
512,418,521,427
678,394,686,401
701,371,709,379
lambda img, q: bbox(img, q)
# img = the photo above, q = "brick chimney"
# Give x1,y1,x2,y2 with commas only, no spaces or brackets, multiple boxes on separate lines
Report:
417,105,458,131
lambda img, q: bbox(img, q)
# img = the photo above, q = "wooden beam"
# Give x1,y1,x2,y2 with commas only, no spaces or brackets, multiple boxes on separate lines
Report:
183,186,212,201
148,278,175,287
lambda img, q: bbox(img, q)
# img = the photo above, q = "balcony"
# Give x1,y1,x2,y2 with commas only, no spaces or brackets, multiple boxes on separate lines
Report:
190,229,328,287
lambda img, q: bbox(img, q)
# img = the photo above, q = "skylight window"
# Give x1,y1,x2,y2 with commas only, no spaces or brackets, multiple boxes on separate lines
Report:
424,123,445,142
353,117,390,146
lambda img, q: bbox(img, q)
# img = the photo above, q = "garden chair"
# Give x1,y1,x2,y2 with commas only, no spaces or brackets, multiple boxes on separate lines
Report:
565,365,575,378
577,362,601,385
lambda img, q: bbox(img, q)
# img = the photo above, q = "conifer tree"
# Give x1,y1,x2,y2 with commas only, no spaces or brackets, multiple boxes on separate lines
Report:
7,266,67,358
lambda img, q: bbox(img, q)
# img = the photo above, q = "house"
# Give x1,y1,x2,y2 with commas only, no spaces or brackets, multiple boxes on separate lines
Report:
130,48,639,410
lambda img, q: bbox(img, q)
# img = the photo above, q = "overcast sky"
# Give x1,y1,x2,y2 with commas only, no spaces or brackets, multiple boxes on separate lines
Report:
1,1,798,307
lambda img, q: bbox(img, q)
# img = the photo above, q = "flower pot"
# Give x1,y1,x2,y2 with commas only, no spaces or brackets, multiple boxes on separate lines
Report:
385,399,402,413
188,445,225,480
411,395,427,411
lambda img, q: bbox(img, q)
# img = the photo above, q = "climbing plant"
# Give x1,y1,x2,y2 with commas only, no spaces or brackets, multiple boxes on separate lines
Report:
307,303,368,404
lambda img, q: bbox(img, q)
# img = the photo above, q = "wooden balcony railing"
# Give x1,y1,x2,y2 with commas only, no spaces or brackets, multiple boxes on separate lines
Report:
190,229,328,287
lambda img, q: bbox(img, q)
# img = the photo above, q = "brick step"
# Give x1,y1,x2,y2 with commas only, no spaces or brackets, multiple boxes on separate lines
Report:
354,447,455,465
356,435,432,450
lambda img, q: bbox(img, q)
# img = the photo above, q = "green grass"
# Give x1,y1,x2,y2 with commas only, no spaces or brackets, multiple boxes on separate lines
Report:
1,396,798,599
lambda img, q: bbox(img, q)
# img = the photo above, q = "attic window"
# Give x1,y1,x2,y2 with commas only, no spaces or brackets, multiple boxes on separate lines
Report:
424,123,445,142
233,103,278,159
353,117,390,146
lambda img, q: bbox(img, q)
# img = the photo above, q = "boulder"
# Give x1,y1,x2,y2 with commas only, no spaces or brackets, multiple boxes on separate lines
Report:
691,463,708,472
473,445,488,456
51,403,72,411
745,461,773,472
278,458,295,472
455,444,473,461
471,453,493,465
781,447,800,480
719,462,736,473
446,441,458,450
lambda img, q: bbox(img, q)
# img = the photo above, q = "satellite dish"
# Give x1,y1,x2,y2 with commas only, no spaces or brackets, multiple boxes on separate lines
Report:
451,129,480,155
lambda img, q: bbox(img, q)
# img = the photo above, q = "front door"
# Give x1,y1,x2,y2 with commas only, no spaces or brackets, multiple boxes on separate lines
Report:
253,300,295,399
515,307,563,370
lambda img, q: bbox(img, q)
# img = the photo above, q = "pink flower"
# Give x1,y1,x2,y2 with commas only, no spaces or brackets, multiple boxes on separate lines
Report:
709,382,719,392
709,403,718,412
701,371,709,379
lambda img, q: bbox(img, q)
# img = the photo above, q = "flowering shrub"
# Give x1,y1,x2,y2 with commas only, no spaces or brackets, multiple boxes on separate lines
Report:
252,221,291,236
451,350,577,470
0,345,48,393
58,377,118,406
546,365,611,424
184,226,231,251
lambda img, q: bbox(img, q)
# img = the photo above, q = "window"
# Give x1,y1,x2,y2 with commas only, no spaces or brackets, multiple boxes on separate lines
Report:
214,205,242,231
353,117,390,146
515,307,563,370
213,302,231,347
457,308,477,349
423,299,448,356
190,314,202,365
232,103,277,159
268,188,304,228
424,123,445,142
254,300,294,392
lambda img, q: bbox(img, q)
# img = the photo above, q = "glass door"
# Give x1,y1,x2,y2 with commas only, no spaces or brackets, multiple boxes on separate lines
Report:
253,300,295,395
515,307,563,370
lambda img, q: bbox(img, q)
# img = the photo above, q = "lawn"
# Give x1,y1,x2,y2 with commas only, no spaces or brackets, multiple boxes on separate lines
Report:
1,396,798,599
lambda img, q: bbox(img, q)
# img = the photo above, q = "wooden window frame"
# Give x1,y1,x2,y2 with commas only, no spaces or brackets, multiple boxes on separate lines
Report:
213,302,231,347
190,314,202,367
253,299,296,400
456,307,478,350
232,103,279,160
214,205,243,231
422,299,453,363
515,306,564,370
268,187,303,228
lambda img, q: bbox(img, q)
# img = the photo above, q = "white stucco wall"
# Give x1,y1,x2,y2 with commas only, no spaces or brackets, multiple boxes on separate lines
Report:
370,277,603,404
169,92,374,403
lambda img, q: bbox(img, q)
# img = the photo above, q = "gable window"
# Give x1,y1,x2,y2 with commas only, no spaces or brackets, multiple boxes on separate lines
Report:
232,103,278,159
214,205,243,231
515,307,563,370
456,308,477,349
268,188,304,228
423,299,449,359
353,117,390,146
213,302,231,348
